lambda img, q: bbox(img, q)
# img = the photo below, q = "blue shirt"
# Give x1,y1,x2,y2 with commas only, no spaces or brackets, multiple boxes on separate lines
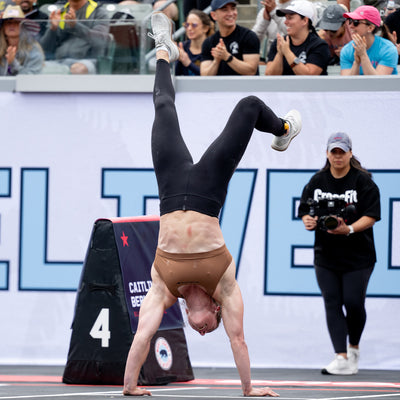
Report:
340,35,398,75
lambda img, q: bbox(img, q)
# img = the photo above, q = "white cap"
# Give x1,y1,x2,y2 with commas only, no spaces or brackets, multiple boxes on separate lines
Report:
276,1,317,25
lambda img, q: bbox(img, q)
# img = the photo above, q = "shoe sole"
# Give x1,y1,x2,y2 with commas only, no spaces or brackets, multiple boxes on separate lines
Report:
271,133,299,152
321,368,357,375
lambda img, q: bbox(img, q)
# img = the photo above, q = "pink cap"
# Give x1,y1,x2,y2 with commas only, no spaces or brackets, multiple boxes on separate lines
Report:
343,5,381,27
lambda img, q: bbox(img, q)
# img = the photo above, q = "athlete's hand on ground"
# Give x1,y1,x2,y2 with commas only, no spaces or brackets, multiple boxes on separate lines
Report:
244,386,279,397
123,387,152,396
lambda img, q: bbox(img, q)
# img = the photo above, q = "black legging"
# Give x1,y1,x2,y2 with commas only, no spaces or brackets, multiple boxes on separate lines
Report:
315,265,374,354
152,59,286,217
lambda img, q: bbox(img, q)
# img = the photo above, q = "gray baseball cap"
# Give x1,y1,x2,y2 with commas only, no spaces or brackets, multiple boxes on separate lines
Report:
327,132,352,152
318,4,346,31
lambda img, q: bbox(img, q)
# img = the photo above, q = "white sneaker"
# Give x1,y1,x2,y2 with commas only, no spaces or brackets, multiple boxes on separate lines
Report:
148,11,179,63
321,355,357,375
271,109,302,151
347,347,360,374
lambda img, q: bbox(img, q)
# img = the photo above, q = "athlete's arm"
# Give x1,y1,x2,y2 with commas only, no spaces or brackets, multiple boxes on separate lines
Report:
216,263,279,397
123,267,177,396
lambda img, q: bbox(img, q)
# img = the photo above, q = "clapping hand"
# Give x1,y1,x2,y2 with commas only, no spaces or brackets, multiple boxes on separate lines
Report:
64,7,77,28
49,9,62,30
276,33,290,56
260,0,276,19
6,45,17,64
352,33,367,63
211,38,229,62
178,42,191,67
388,30,400,55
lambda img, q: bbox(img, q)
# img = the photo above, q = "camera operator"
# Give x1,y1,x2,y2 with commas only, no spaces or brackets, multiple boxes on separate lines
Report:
298,132,380,376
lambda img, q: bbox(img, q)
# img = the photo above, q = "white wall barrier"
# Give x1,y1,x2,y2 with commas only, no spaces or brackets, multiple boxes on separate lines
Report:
0,88,399,370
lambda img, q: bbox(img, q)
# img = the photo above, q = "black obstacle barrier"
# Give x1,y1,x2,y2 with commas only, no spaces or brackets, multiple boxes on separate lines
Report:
62,216,194,385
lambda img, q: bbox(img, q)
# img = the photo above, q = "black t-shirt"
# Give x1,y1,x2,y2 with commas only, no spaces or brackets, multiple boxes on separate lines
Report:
298,167,381,270
201,25,260,75
267,31,330,75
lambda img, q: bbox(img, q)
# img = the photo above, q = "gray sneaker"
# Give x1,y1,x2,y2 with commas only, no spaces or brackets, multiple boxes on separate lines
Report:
271,109,302,151
321,355,357,375
148,12,179,62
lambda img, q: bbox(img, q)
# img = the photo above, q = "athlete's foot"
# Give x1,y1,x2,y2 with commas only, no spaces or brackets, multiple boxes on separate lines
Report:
271,109,302,151
148,12,179,62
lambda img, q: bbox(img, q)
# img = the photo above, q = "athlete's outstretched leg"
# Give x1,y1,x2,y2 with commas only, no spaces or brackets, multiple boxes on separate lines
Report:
152,58,193,171
196,96,301,195
150,13,193,196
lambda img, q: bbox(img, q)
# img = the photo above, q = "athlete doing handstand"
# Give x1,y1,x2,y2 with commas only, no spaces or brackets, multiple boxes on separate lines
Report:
123,11,302,397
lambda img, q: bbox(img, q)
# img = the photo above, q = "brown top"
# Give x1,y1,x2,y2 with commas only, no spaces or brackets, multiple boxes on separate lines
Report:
154,245,232,298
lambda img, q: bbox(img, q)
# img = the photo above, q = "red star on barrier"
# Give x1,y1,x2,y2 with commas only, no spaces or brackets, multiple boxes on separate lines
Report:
121,231,129,247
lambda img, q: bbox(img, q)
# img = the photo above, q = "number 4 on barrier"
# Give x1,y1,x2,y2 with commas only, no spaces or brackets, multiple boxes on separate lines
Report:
90,308,111,347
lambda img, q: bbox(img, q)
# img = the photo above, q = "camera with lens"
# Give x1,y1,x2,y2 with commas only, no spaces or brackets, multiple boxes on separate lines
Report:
307,198,356,231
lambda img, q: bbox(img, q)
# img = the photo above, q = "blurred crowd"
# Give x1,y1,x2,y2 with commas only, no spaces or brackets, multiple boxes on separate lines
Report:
0,0,399,75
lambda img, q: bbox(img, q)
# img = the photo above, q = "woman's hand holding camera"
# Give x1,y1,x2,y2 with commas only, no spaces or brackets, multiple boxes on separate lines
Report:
302,215,318,231
326,217,350,235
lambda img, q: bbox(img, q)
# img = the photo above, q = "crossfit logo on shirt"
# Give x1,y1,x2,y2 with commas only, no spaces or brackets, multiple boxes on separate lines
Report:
313,189,357,204
230,41,239,55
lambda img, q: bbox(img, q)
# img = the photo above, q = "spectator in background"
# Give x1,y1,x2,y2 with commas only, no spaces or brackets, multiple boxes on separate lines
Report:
0,5,44,75
40,0,109,74
252,0,294,57
201,0,260,75
265,1,330,75
317,4,352,65
340,5,398,75
384,3,400,61
176,9,214,75
13,0,48,39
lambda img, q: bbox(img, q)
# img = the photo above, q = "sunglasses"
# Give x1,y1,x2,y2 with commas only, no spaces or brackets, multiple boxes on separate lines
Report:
183,22,199,29
348,19,370,27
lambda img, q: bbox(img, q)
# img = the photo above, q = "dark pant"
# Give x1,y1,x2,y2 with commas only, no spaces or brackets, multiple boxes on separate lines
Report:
152,59,286,217
315,265,374,354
